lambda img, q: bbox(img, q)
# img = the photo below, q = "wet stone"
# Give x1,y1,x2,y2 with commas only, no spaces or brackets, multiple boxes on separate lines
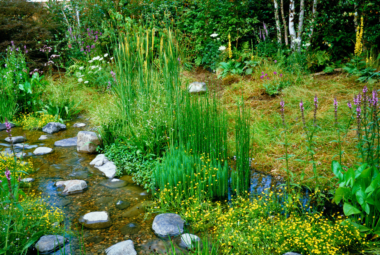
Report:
122,201,153,218
5,136,26,144
90,154,116,178
21,178,35,183
100,178,127,189
86,235,104,243
73,123,86,128
180,233,200,249
77,131,101,153
54,137,77,147
115,200,131,210
283,253,303,255
14,143,38,150
152,213,185,238
56,180,87,195
0,122,15,131
34,147,54,155
35,235,67,254
140,239,183,255
42,122,66,134
0,142,10,147
1,149,26,158
69,171,89,179
55,198,71,207
39,135,49,140
79,211,112,229
105,240,137,255
119,222,141,235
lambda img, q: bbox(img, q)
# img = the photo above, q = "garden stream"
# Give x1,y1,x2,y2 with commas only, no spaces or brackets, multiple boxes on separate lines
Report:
0,119,279,255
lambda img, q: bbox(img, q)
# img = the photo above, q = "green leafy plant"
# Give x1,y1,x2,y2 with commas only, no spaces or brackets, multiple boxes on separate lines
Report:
343,58,380,84
218,60,257,78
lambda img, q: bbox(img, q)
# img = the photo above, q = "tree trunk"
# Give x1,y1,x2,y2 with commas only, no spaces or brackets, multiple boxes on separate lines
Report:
309,0,318,41
274,0,282,44
280,0,289,45
296,0,305,51
289,0,296,49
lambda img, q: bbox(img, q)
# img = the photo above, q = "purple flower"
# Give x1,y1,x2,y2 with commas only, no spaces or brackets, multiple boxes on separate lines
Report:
299,100,304,111
107,81,111,90
265,73,268,76
280,100,285,109
95,35,98,41
267,77,269,80
372,90,378,106
5,169,11,181
334,98,338,107
11,41,14,45
280,74,283,77
5,120,12,135
110,71,116,82
80,48,84,52
314,95,318,107
91,45,95,49
261,72,264,75
356,106,361,116
347,101,352,109
274,71,277,75
260,75,264,79
274,60,277,63
363,86,368,94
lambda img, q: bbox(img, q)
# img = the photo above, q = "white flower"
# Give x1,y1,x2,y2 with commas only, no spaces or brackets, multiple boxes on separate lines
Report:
99,57,103,61
219,46,227,51
217,38,220,41
293,38,301,44
88,60,93,63
91,65,98,69
210,33,218,38
98,67,102,71
110,57,114,60
93,56,100,60
79,66,84,70
84,81,89,84
78,78,83,83
304,43,311,47
104,53,108,57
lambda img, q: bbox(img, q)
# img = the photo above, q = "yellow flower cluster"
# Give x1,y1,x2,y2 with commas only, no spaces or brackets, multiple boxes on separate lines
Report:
15,112,59,130
354,17,364,56
228,33,232,59
0,155,34,179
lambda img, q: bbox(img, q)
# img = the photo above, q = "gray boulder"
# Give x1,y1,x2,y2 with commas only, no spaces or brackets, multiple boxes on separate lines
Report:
100,178,127,189
33,147,53,155
90,154,116,178
42,122,66,134
73,123,86,128
79,211,112,229
5,136,26,144
152,213,185,238
188,82,207,93
0,122,15,131
54,137,77,147
56,180,87,195
14,143,37,150
39,135,49,140
35,235,66,253
179,233,200,249
21,178,35,183
105,240,137,255
77,131,101,153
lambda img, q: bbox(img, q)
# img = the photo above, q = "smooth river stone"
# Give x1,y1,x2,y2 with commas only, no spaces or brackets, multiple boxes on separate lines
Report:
79,211,112,229
122,201,153,218
73,123,86,128
33,147,53,155
21,178,35,183
179,233,200,249
54,137,77,147
116,200,131,210
0,123,15,131
5,136,26,144
42,122,66,134
152,213,185,238
14,143,38,150
105,240,137,255
90,154,116,178
100,178,127,189
35,235,67,253
39,135,49,140
77,131,101,153
56,180,87,195
119,223,141,235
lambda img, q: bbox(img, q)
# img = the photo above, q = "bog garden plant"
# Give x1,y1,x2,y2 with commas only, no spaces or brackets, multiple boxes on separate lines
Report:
1,0,380,254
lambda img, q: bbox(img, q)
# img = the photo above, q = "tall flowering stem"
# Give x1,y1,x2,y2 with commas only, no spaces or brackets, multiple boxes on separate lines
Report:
280,100,291,190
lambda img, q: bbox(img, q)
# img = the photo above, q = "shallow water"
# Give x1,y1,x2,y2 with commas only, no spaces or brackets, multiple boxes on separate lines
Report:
0,120,166,254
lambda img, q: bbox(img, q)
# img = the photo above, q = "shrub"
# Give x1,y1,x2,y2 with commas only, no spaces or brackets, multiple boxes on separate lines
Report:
14,112,60,130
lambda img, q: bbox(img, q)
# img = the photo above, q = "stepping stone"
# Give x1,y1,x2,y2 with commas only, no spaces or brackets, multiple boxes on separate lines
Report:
35,235,67,253
122,201,153,218
105,240,137,255
283,253,303,255
54,137,77,147
0,149,26,158
77,131,101,153
100,178,127,189
14,143,38,150
90,154,116,178
0,123,15,131
56,180,87,195
79,211,112,229
119,223,140,235
152,213,185,238
180,233,200,249
33,147,53,155
5,136,26,144
39,135,49,140
73,123,86,128
115,200,131,210
21,178,35,183
188,81,207,93
42,122,66,134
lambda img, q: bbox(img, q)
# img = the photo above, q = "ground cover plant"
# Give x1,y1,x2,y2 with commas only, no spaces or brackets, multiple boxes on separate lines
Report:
1,0,380,254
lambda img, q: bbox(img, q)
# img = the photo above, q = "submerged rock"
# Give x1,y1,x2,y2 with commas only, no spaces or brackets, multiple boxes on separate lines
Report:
56,180,87,195
122,201,153,218
105,240,137,255
90,154,116,178
283,253,303,255
0,149,26,158
5,136,26,144
39,135,49,140
54,137,77,147
0,123,15,131
21,178,35,183
79,211,112,229
179,233,200,249
14,143,38,150
188,82,207,93
33,147,53,155
35,235,67,254
115,200,131,210
42,122,66,134
119,222,141,235
77,131,101,153
100,178,127,189
73,123,86,128
152,213,185,238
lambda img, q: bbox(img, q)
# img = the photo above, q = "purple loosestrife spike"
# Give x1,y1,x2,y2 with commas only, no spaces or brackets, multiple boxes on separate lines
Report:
313,95,318,126
5,169,11,181
274,71,277,75
299,100,304,111
280,74,283,77
363,86,368,94
263,22,268,36
261,72,264,75
274,60,277,63
265,73,268,76
260,75,264,79
280,100,286,127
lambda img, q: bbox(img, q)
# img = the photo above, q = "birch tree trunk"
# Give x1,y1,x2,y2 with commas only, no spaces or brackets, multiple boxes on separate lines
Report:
274,0,282,44
296,0,305,51
289,0,296,49
280,0,288,45
309,0,318,41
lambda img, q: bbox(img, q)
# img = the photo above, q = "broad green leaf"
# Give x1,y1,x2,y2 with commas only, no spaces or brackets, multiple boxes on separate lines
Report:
343,202,361,216
332,161,343,181
354,163,367,178
334,187,351,204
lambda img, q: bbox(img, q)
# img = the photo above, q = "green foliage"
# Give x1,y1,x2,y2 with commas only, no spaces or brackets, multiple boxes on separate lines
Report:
218,60,258,78
332,162,380,235
264,79,292,96
343,58,380,84
155,147,228,199
103,141,158,191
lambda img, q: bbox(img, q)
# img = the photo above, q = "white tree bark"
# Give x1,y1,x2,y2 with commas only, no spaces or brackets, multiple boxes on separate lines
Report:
309,0,318,41
288,0,296,49
281,0,289,45
274,0,282,44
